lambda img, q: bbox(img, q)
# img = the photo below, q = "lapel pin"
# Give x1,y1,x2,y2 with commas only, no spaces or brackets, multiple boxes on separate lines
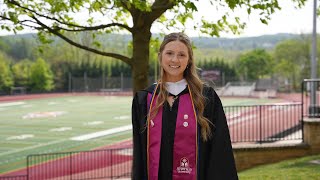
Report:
183,121,188,127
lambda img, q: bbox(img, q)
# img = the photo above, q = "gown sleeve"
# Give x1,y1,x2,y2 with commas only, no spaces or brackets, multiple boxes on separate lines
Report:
131,92,143,180
205,89,238,180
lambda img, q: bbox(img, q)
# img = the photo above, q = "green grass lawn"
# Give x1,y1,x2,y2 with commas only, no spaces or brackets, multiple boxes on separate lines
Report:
0,95,133,174
0,95,285,174
239,154,320,180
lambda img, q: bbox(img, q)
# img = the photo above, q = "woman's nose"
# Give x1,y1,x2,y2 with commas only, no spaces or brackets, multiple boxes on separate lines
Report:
170,54,179,62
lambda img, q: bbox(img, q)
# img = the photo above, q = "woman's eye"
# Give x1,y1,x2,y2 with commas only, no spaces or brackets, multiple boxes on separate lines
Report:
178,54,185,57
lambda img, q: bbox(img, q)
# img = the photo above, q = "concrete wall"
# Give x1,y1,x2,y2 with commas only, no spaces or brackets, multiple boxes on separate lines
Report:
233,118,320,171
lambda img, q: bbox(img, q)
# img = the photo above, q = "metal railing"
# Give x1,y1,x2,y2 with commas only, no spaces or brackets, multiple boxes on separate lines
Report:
0,148,132,180
225,103,303,143
302,79,320,118
0,175,27,180
3,79,315,179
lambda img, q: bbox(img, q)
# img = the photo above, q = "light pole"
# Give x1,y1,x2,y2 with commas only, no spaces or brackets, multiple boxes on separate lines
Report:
309,0,318,116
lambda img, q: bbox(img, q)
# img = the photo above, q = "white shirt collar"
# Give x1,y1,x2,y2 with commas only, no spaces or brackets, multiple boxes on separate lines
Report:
165,79,187,96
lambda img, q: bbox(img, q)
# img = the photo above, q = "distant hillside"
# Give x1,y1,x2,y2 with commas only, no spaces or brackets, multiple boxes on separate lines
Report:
2,33,301,50
191,33,300,50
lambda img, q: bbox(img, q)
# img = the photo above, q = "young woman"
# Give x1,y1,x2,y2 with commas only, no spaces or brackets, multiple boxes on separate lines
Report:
131,32,238,180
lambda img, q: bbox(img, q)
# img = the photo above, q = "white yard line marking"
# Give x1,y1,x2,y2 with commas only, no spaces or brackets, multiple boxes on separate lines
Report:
0,101,25,107
0,139,66,157
114,115,130,120
70,125,132,141
84,121,104,126
0,125,132,157
48,102,58,105
49,127,72,132
6,134,34,140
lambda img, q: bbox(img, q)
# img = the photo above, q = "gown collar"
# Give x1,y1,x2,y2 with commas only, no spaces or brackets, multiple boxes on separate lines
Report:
165,79,187,96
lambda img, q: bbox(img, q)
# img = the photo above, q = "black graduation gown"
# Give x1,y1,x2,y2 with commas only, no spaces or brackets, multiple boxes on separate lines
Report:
131,84,238,180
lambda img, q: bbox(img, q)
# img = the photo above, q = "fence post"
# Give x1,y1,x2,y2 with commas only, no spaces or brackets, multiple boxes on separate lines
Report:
110,149,113,180
84,72,88,92
69,72,72,93
70,152,72,180
259,105,262,144
121,73,123,91
301,81,305,142
102,71,105,89
27,155,30,180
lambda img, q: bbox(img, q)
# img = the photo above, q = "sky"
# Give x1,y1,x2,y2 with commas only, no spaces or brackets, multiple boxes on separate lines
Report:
184,0,319,37
0,0,318,38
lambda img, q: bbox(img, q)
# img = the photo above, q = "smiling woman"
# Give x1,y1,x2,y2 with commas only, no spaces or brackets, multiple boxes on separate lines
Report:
131,32,238,180
160,40,189,82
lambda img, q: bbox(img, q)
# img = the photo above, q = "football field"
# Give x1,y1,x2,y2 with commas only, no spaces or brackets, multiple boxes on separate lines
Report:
0,94,282,174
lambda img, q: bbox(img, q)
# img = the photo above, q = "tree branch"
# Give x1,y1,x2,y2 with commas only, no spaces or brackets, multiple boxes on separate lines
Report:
51,22,132,32
7,0,133,32
0,15,43,30
149,0,175,22
30,16,132,65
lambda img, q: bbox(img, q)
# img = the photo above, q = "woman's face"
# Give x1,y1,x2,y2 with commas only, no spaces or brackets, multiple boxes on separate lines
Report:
160,40,189,82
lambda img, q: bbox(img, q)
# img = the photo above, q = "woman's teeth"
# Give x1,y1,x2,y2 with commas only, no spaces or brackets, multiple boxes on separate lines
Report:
170,65,180,68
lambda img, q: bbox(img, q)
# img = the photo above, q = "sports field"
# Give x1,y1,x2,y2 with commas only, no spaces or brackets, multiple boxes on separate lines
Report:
0,94,283,174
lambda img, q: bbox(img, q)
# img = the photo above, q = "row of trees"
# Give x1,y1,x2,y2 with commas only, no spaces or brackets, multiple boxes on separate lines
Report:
0,49,237,93
0,55,53,94
236,36,319,91
0,33,318,93
1,0,308,93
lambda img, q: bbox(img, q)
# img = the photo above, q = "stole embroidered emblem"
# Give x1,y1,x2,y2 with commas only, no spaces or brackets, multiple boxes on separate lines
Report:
147,84,198,180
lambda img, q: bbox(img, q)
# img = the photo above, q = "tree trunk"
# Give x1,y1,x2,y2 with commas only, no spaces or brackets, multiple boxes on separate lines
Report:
131,28,152,94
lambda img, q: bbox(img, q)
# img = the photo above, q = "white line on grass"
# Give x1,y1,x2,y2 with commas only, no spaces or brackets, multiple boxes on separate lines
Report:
70,125,132,141
0,102,25,107
0,125,133,157
0,139,66,157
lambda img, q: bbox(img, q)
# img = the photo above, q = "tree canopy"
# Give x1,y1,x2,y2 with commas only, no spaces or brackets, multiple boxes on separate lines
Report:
0,0,308,92
236,49,273,81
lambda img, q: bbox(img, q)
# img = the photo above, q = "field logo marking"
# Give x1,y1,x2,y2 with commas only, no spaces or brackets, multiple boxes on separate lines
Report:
70,125,132,141
22,111,67,119
6,134,34,140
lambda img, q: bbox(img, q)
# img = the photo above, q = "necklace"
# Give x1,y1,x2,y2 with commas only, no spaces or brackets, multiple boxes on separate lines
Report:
169,95,179,111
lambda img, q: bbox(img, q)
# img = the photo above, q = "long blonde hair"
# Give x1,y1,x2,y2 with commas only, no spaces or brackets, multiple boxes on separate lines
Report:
150,32,212,141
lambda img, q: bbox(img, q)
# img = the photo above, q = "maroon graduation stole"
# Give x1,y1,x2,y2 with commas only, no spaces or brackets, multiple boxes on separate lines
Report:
147,84,198,180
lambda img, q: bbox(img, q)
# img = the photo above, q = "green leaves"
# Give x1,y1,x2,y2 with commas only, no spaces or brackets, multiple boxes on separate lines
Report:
8,11,18,24
236,49,273,80
184,1,197,11
37,32,54,44
29,58,54,91
0,54,14,93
